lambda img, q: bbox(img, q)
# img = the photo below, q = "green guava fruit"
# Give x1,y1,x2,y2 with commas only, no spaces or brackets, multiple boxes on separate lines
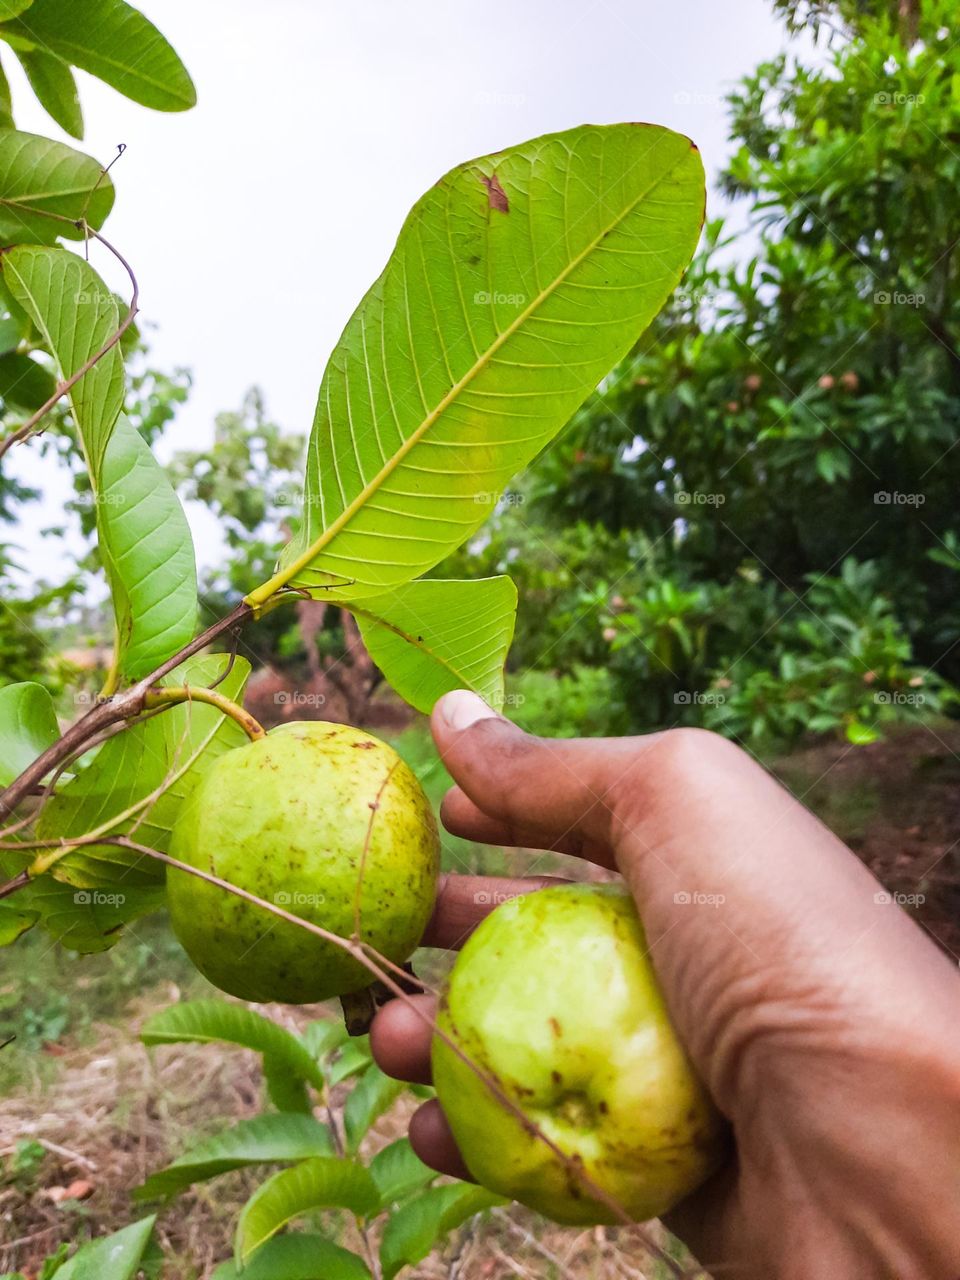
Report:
432,883,724,1225
166,721,440,1004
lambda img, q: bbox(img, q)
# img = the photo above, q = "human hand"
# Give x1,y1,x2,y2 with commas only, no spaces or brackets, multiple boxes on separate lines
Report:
371,691,960,1279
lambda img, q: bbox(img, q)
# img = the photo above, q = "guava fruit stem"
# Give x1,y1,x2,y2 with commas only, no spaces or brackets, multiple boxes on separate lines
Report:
143,685,266,741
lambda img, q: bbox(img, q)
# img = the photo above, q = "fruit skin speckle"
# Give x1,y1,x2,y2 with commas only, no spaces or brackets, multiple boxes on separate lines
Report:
431,883,725,1225
166,721,439,1003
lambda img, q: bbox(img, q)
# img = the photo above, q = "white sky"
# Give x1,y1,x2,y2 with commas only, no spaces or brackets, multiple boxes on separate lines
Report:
6,0,793,588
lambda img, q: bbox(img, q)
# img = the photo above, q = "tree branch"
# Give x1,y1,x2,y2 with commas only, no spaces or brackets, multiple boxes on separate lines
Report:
0,599,253,822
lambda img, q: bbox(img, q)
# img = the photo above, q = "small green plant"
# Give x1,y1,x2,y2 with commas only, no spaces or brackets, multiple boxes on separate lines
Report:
136,1000,502,1278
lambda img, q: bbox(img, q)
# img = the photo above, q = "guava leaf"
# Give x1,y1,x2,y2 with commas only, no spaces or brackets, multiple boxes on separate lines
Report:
0,1,34,19
96,416,198,679
0,129,114,243
0,899,38,943
3,245,125,475
37,654,247,887
0,0,196,112
0,680,59,786
12,874,165,953
54,1214,156,1280
370,1139,435,1210
0,58,11,127
261,123,704,603
135,1114,333,1201
235,1158,380,1265
326,1035,373,1086
141,1000,326,1093
352,576,517,713
0,313,21,353
343,1062,403,1154
0,349,55,408
15,47,82,138
379,1183,506,1280
211,1235,371,1280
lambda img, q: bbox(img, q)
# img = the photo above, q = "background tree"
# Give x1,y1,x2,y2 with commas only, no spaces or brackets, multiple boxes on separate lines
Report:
467,0,960,748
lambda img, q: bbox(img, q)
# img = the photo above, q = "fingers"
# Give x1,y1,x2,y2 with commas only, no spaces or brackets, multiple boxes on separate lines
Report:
369,992,435,1084
370,997,473,1180
422,873,567,950
431,690,644,862
440,787,610,863
409,1099,474,1180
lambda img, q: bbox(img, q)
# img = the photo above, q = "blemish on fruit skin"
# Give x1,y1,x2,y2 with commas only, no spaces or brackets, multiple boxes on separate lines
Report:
548,1017,562,1037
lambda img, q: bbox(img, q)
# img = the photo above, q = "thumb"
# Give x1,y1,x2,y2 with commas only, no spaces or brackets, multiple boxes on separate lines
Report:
430,690,641,858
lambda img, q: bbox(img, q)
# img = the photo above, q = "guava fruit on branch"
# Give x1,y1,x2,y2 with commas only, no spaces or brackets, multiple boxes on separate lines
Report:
167,722,440,1003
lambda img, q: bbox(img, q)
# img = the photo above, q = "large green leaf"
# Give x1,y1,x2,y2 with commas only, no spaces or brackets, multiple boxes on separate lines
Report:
0,349,55,408
0,129,114,243
255,123,703,605
0,679,58,785
15,47,82,137
353,576,517,713
3,245,124,475
370,1139,435,1210
379,1184,505,1280
96,416,198,679
1,0,196,111
37,655,247,887
135,1114,333,1201
343,1062,403,1154
0,250,193,677
141,1000,326,1093
55,1214,156,1280
235,1158,379,1265
211,1235,371,1280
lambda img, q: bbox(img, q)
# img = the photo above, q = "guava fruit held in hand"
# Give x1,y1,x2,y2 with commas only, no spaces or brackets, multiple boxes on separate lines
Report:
432,884,724,1225
167,722,440,1003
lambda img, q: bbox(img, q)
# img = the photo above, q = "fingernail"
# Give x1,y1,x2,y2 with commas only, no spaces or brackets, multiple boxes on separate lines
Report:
437,690,499,732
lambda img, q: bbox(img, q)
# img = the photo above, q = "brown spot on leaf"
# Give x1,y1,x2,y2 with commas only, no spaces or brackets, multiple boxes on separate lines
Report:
481,172,509,213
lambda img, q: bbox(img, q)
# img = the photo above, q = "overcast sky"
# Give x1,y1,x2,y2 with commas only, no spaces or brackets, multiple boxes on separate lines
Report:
7,0,795,586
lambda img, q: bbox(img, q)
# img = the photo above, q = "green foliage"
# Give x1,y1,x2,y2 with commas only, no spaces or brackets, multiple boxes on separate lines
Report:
0,679,58,784
0,0,196,120
353,577,517,712
139,1000,498,1278
484,3,960,749
268,124,704,605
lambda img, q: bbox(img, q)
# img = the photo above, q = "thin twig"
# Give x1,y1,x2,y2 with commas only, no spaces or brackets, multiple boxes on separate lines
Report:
143,684,266,742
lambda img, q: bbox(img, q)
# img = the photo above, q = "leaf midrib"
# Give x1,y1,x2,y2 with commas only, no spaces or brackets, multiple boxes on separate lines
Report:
249,144,692,602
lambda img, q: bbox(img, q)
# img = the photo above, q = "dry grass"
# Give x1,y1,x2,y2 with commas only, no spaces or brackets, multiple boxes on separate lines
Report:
0,987,698,1280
